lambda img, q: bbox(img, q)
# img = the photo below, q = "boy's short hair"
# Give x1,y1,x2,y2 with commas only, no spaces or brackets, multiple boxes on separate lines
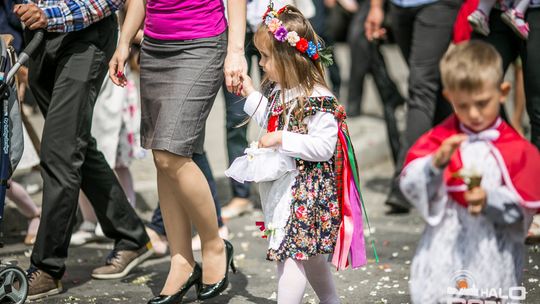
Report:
440,41,503,93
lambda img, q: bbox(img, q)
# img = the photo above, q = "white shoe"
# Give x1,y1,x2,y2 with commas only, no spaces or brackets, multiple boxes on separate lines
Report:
468,10,490,36
191,226,230,251
70,221,98,246
145,227,168,257
95,223,105,238
221,198,254,220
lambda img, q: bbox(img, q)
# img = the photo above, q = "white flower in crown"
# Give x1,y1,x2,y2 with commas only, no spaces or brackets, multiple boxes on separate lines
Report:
286,31,300,46
268,18,282,33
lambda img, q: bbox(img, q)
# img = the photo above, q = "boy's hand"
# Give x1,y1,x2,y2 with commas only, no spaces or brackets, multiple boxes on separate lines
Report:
258,131,283,148
465,186,487,216
238,73,255,97
432,134,468,169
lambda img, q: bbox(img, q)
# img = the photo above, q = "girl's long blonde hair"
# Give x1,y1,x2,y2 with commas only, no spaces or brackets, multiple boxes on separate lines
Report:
254,5,330,121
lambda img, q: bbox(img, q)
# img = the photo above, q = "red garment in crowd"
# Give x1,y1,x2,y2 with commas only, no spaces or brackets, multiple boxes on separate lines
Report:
453,0,478,43
403,114,540,212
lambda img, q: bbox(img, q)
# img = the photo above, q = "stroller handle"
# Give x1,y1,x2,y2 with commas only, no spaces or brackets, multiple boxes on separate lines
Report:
5,29,45,84
21,29,45,62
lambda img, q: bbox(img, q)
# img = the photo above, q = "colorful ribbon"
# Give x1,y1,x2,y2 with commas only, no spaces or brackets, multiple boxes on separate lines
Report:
332,127,379,270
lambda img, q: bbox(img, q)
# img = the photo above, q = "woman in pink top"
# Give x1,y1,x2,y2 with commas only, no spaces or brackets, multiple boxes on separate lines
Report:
109,1,247,303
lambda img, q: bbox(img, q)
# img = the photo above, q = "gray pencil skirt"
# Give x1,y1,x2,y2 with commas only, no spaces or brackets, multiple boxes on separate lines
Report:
139,32,227,157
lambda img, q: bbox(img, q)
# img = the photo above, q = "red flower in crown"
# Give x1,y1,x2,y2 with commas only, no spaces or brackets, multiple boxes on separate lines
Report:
312,53,319,60
277,6,287,15
295,38,309,53
263,6,272,19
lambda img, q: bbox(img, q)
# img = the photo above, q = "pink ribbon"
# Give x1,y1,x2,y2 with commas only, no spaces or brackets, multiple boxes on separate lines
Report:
349,177,366,268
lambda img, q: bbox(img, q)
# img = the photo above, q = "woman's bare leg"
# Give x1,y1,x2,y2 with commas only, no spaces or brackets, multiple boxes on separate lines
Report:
153,150,226,293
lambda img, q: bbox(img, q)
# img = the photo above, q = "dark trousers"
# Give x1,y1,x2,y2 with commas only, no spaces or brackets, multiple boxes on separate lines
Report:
27,16,149,279
473,8,540,150
311,0,341,96
147,152,223,236
385,0,459,205
222,31,260,199
389,0,459,153
347,0,404,163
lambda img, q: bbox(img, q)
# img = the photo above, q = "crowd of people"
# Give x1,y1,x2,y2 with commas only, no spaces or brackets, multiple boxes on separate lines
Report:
1,0,539,303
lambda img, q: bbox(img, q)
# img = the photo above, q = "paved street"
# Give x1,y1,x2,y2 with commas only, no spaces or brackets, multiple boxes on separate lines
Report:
3,159,540,304
1,45,539,303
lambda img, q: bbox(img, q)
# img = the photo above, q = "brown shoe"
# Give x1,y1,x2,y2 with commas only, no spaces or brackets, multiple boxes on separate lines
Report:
26,268,63,300
91,244,153,279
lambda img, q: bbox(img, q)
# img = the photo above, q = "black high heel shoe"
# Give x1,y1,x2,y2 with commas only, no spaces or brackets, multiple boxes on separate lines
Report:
197,239,237,300
147,263,202,304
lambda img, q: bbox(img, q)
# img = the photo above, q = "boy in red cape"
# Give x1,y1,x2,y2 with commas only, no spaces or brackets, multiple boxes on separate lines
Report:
399,41,540,304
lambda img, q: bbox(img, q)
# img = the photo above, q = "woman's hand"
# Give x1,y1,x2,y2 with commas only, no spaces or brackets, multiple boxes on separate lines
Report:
225,50,248,94
465,186,487,216
259,131,283,148
109,42,130,87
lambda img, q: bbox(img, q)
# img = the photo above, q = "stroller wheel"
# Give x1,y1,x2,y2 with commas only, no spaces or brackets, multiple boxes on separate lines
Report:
0,266,28,304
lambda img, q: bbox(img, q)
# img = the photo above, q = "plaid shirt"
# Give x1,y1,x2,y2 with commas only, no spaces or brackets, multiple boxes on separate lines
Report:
25,0,124,32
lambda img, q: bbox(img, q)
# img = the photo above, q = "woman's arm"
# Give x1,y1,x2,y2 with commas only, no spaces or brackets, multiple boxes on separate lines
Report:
224,0,248,93
109,0,146,86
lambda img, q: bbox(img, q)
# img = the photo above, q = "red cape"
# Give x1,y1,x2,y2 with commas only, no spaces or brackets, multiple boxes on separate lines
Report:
403,115,540,211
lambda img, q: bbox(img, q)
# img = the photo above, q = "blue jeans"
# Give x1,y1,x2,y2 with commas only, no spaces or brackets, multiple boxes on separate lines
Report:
147,152,223,236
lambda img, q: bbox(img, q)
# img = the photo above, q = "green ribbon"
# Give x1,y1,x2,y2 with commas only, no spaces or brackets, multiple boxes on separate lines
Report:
343,127,379,263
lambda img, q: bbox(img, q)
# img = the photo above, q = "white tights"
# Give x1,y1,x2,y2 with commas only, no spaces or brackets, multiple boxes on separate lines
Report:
277,255,340,304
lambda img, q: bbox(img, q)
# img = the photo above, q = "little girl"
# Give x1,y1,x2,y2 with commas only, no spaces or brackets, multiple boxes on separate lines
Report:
234,5,368,304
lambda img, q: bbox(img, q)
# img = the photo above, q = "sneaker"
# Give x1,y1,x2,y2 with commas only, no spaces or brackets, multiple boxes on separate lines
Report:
145,227,168,258
468,10,491,36
501,9,529,40
191,225,229,251
70,221,98,246
221,198,254,220
91,245,154,279
95,223,105,238
26,267,63,300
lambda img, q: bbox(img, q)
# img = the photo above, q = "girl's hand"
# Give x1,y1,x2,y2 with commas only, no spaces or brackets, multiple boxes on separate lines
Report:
432,134,468,169
465,186,487,216
258,131,283,148
109,43,130,87
239,73,255,97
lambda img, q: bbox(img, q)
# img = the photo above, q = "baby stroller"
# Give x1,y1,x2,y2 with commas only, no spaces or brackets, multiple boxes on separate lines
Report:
0,30,44,304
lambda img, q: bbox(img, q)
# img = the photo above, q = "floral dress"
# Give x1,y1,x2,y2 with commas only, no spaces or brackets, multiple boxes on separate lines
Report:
262,89,343,262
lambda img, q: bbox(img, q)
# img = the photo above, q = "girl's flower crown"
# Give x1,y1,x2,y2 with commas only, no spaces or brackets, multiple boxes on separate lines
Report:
262,4,333,67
